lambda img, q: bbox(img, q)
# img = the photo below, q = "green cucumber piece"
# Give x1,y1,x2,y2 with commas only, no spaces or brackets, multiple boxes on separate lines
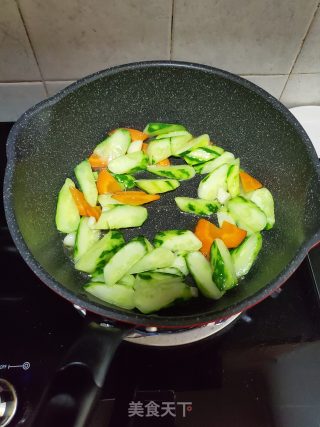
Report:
227,159,240,198
171,255,189,276
171,133,206,156
183,145,223,165
113,174,136,190
195,151,235,174
155,130,191,139
63,232,76,247
135,272,183,286
147,138,172,163
75,230,125,273
118,274,135,287
227,196,267,232
231,233,262,278
84,282,135,310
94,205,147,229
103,237,148,286
128,247,175,274
134,280,195,314
108,151,148,174
90,273,105,283
246,188,275,229
154,267,183,276
143,122,186,136
93,129,131,162
74,159,98,206
210,238,237,291
147,164,195,180
217,210,236,227
74,217,100,261
175,197,220,215
98,194,123,206
127,140,143,153
55,178,80,233
154,230,202,253
186,251,224,299
136,179,180,194
198,163,229,200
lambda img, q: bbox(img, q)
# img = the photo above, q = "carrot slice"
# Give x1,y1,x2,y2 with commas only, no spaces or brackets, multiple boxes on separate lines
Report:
109,128,148,141
194,218,222,257
70,187,101,220
96,169,122,194
239,171,263,192
157,158,171,166
142,142,148,153
112,191,160,206
220,221,247,249
88,154,108,168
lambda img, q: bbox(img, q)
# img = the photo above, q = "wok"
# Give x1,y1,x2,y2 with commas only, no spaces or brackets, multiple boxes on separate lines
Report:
4,61,320,426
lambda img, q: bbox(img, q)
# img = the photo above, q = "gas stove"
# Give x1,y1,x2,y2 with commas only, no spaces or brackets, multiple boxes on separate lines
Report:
1,122,320,427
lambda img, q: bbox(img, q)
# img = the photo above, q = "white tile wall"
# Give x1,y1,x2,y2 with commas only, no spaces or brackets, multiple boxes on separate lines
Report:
280,74,320,107
241,75,288,99
46,81,75,97
172,0,319,74
0,83,46,121
0,0,41,81
18,0,172,80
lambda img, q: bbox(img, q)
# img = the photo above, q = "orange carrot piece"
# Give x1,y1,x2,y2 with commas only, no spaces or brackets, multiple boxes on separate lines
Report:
194,218,222,257
220,221,247,249
142,142,148,153
112,191,160,206
239,171,263,192
109,128,148,141
70,187,101,220
88,154,108,168
157,158,171,166
96,169,122,194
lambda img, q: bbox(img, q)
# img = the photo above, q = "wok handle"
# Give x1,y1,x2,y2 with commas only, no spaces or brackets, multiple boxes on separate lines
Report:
30,322,131,427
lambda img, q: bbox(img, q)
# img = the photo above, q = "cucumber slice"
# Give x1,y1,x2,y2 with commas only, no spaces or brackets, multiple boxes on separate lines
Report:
198,163,229,200
98,194,123,206
227,159,240,198
84,282,135,310
103,236,148,286
127,140,143,153
175,197,220,215
183,145,223,165
55,178,80,233
232,233,262,278
171,133,206,156
118,274,135,287
171,255,189,275
90,273,105,283
186,251,224,299
147,138,172,164
75,230,125,273
74,217,100,261
128,247,175,274
246,188,275,229
154,267,183,276
227,196,267,232
136,179,179,194
210,238,237,291
217,210,236,227
134,280,195,314
74,160,98,206
217,188,231,204
113,174,136,190
156,130,191,139
135,272,183,286
143,122,186,136
93,129,131,162
154,230,202,253
108,151,148,174
94,205,147,229
147,165,195,180
63,232,76,247
195,151,235,174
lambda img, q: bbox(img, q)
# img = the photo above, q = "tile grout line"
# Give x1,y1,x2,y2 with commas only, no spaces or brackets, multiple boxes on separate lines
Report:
169,0,175,60
279,1,320,100
15,0,49,96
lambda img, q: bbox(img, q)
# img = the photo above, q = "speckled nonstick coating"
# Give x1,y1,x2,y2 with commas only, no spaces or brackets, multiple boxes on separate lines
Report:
4,61,320,328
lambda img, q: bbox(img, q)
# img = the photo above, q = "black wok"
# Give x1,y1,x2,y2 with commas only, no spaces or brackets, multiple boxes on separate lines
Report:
4,61,320,426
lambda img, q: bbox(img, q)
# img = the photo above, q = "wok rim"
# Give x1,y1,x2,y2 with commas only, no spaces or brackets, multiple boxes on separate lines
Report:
4,60,320,328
